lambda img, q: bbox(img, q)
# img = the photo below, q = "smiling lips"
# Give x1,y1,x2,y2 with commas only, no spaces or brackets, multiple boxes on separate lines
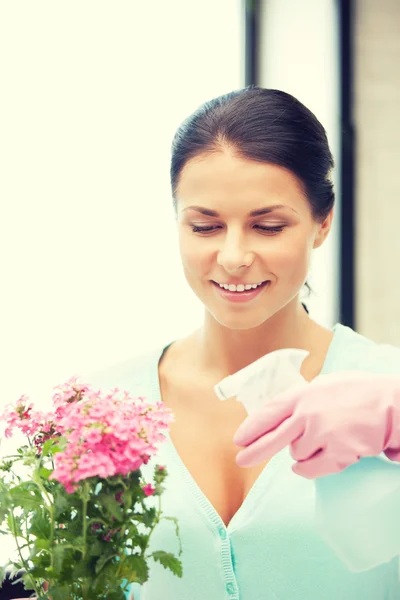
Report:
211,280,270,302
215,281,266,292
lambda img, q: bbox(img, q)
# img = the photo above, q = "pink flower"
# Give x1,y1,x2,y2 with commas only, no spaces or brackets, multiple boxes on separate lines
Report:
0,396,54,439
142,483,156,497
2,376,173,494
102,527,120,542
83,428,103,445
47,380,173,492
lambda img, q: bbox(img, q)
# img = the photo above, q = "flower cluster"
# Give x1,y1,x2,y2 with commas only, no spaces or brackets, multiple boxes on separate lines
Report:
1,376,174,493
1,394,52,439
0,376,182,598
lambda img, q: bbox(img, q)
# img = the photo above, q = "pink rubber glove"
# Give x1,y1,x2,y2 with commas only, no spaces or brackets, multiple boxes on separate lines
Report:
233,371,400,479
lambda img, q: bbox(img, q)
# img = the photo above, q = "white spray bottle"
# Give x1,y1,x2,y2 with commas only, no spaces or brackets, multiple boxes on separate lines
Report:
214,349,400,573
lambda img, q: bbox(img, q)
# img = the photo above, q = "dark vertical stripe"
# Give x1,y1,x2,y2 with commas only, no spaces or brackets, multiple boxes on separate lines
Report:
338,0,356,328
244,0,260,86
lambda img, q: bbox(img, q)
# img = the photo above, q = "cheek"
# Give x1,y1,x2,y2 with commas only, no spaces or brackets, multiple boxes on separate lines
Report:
178,234,212,276
267,232,313,282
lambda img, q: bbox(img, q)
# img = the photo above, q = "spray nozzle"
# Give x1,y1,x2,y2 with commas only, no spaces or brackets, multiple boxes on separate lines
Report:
214,348,309,415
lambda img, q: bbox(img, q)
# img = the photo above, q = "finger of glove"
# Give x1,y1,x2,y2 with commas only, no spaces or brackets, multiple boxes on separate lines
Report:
236,415,303,467
289,416,325,462
233,393,298,447
292,451,356,479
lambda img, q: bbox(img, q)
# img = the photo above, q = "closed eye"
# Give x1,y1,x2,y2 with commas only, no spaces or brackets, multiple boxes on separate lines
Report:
191,225,220,233
255,225,286,234
191,225,286,234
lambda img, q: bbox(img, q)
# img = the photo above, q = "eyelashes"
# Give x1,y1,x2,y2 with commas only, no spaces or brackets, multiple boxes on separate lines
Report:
191,225,286,235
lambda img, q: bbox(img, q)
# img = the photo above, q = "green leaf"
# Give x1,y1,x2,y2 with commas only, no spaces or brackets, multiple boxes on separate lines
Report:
50,441,64,455
53,488,69,519
121,489,132,508
46,584,72,600
141,506,156,528
0,480,11,524
97,493,123,522
20,570,37,591
5,563,21,580
0,564,8,585
131,533,149,552
9,570,35,590
72,558,92,579
29,565,50,579
30,511,51,539
29,537,51,561
70,535,84,550
10,483,41,511
58,526,82,545
7,512,23,537
121,554,149,585
39,466,53,480
41,438,57,456
95,552,117,574
151,551,183,577
87,538,105,558
53,543,71,575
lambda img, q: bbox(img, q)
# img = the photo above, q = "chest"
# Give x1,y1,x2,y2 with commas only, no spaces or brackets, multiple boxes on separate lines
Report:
159,375,271,527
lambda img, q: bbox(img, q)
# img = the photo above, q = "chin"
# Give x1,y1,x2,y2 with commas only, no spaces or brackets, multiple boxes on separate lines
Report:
209,308,276,331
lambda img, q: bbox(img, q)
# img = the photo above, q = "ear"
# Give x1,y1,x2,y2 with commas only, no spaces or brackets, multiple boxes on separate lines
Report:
313,207,334,249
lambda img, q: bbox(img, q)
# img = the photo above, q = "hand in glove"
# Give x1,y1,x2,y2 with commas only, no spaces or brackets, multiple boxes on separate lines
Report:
233,371,400,478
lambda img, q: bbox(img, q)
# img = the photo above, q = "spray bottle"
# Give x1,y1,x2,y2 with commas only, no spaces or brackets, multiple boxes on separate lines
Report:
214,348,400,573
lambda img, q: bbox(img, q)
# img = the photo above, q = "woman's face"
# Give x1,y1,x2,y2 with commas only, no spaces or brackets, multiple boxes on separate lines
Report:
176,151,332,330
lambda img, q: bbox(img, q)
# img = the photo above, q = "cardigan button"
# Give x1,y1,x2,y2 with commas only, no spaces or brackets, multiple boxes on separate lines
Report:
226,582,235,595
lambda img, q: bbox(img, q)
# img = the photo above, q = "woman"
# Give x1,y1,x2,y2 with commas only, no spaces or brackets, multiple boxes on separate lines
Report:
32,87,400,600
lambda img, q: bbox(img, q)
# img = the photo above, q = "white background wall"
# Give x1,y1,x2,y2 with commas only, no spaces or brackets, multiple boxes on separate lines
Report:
0,0,242,566
0,0,242,400
259,0,340,327
0,0,341,570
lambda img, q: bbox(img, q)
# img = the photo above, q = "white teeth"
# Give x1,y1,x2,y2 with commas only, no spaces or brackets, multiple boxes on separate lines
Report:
218,281,265,292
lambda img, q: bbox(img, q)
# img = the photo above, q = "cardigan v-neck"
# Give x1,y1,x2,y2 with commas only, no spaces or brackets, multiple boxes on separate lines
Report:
85,324,400,600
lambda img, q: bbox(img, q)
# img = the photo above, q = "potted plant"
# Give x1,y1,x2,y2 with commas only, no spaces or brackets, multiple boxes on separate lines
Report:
0,376,182,599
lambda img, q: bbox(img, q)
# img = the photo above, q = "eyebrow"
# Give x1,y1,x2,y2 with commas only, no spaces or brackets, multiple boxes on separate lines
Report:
183,204,295,217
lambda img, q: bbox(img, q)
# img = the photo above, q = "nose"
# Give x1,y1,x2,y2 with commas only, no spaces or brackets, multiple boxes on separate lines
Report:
216,231,254,273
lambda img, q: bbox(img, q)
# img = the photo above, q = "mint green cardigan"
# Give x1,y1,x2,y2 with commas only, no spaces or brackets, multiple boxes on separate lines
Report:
86,324,400,600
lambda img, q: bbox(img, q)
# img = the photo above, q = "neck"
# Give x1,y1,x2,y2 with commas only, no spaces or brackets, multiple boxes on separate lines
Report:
194,298,329,377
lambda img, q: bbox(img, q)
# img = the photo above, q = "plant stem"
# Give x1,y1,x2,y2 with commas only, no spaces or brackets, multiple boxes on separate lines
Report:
81,481,89,558
10,508,41,598
9,469,21,483
143,493,162,559
32,468,55,571
81,481,90,600
32,471,52,511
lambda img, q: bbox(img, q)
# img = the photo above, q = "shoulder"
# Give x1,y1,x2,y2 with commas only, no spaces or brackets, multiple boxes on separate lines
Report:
77,344,168,398
326,324,400,374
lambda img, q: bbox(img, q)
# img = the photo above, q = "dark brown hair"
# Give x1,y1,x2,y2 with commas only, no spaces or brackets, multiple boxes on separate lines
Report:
170,86,335,221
